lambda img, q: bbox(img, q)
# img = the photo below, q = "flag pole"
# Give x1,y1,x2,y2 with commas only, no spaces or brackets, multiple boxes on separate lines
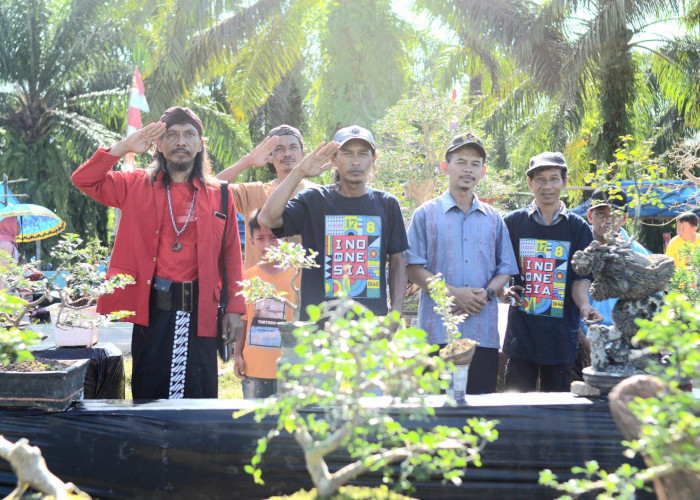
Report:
114,68,150,239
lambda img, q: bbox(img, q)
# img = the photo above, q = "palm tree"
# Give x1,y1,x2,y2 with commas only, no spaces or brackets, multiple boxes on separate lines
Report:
415,0,682,180
131,0,322,170
0,0,132,246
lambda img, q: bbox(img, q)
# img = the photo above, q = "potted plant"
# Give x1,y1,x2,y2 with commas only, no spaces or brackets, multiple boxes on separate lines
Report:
0,290,89,412
539,292,700,499
235,297,498,498
426,274,478,401
0,234,134,347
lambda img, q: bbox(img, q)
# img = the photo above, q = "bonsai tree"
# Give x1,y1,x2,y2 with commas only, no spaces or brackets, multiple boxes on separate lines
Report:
237,241,318,322
427,274,477,365
539,293,700,499
236,297,498,497
0,234,134,329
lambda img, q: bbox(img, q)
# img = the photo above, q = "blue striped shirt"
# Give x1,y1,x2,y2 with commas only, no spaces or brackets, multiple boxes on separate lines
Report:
405,191,518,347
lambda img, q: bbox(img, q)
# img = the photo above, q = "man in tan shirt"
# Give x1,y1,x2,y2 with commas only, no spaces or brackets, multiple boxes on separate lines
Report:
217,125,318,269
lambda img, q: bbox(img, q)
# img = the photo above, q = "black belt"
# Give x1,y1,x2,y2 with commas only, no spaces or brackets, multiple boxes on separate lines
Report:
152,276,198,313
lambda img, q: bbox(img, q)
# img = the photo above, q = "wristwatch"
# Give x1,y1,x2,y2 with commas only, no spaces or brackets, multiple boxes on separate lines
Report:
485,287,496,302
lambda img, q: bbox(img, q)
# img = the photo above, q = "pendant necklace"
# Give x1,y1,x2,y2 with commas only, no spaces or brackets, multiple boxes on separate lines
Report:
167,184,197,252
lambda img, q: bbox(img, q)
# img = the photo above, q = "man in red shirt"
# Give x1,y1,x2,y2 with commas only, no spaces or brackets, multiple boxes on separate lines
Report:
72,107,245,399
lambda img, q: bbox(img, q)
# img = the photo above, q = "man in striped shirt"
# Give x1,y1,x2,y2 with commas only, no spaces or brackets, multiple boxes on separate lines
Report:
405,133,518,394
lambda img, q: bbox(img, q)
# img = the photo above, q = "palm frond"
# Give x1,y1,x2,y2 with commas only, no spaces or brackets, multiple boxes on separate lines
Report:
145,0,287,116
50,109,123,159
188,99,252,170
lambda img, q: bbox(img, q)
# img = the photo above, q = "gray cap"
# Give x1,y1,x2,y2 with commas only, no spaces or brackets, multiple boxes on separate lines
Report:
268,124,303,143
333,125,376,153
526,151,568,177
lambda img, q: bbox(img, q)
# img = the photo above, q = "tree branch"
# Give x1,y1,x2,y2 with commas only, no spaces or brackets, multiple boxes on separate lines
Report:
0,435,90,499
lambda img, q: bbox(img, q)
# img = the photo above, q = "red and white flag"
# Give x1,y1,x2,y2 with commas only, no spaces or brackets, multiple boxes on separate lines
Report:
122,68,150,171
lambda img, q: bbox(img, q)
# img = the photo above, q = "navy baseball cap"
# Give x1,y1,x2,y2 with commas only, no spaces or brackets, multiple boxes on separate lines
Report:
445,132,486,160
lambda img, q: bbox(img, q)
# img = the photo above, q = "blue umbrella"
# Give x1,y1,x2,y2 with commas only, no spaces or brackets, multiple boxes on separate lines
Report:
0,203,66,242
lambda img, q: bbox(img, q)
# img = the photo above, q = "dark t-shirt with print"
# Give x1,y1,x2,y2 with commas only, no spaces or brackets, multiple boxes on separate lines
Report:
503,208,592,365
273,185,408,319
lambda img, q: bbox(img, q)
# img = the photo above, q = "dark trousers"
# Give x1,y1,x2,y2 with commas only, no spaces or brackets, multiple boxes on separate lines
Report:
131,294,217,399
504,356,573,392
436,345,499,394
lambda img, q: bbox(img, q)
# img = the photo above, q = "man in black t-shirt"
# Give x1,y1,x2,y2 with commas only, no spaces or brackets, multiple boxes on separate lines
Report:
502,152,602,392
259,125,408,319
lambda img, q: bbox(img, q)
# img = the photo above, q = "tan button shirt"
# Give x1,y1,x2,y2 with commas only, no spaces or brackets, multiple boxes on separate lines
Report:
232,178,318,269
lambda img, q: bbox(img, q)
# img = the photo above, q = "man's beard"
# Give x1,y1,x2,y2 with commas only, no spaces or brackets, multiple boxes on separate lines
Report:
166,160,193,173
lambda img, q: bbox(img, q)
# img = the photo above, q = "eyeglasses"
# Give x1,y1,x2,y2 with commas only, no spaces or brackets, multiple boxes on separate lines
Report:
531,176,563,187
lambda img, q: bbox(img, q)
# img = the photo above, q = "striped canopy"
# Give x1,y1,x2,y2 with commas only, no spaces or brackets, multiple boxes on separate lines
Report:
0,203,66,242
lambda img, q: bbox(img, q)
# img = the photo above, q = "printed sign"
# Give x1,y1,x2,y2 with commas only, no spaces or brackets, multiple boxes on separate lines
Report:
518,238,570,318
324,215,381,299
248,298,285,348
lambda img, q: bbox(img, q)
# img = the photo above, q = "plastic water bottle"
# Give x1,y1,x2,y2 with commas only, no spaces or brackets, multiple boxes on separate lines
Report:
452,365,469,403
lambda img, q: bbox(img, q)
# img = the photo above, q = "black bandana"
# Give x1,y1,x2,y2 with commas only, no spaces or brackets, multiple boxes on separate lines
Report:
159,107,203,135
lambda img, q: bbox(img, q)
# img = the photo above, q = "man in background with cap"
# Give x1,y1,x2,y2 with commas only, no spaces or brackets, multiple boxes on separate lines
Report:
259,125,408,319
584,187,650,329
72,107,245,399
502,152,602,392
216,125,319,269
405,133,518,394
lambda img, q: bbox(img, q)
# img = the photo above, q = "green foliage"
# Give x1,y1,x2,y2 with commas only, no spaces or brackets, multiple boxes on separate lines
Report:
0,234,134,328
267,484,414,499
585,136,668,238
371,88,513,215
310,0,416,141
238,241,318,321
0,0,134,245
539,294,700,498
414,0,686,193
426,274,465,345
236,298,498,497
0,292,37,365
668,243,700,302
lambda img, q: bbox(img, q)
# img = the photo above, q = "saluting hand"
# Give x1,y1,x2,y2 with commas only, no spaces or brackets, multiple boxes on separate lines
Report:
296,141,339,178
110,122,167,157
246,135,280,167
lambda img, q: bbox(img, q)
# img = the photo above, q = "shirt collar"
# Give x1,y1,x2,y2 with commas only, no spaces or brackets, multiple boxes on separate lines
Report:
439,191,486,215
527,199,569,220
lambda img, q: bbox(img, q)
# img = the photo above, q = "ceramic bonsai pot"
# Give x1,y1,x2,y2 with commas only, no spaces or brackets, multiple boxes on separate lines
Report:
49,305,99,347
0,358,89,411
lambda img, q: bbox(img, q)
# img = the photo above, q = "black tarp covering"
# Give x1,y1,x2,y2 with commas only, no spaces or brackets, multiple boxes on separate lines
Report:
0,393,652,499
31,342,125,399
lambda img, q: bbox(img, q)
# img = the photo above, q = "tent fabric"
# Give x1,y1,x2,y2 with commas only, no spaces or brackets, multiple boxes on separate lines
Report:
571,180,700,218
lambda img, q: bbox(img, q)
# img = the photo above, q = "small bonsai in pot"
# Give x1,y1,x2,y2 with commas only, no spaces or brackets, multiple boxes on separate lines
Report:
0,234,133,342
426,274,478,401
0,289,89,412
237,241,318,323
236,297,498,498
